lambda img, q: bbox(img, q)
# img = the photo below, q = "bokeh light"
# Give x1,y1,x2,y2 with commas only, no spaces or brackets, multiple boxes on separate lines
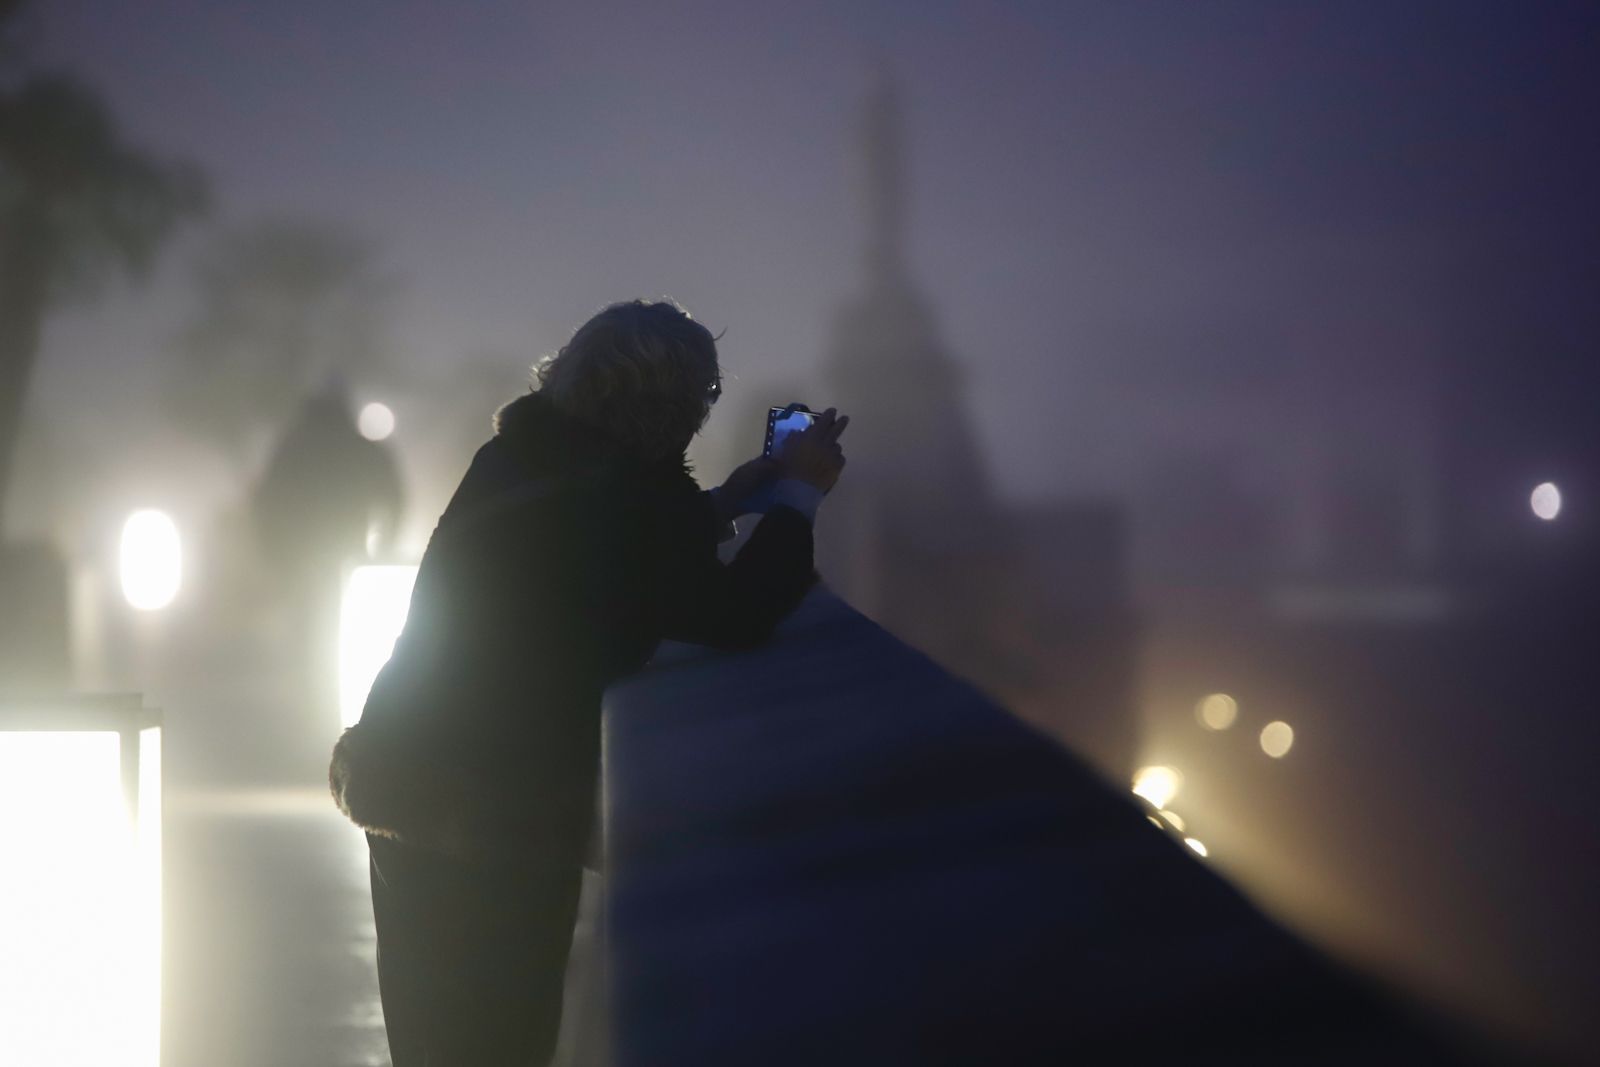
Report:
1185,838,1209,857
1195,692,1238,731
1132,765,1182,809
357,401,396,441
1260,721,1295,758
1530,481,1561,521
119,509,182,611
1158,809,1186,832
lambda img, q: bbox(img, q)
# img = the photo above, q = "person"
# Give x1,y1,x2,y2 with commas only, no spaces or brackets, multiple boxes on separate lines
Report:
254,378,405,577
254,377,404,738
329,299,848,1066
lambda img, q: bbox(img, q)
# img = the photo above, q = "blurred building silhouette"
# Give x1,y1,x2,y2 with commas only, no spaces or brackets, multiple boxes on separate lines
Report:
815,72,1137,776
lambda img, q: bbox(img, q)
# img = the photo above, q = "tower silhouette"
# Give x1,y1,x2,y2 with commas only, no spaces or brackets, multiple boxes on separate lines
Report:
815,68,1137,774
818,69,1007,673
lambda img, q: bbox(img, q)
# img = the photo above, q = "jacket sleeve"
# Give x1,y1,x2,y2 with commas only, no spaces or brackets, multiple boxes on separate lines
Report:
649,488,816,651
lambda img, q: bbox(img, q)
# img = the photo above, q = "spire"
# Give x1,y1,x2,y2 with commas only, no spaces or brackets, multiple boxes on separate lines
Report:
859,61,907,287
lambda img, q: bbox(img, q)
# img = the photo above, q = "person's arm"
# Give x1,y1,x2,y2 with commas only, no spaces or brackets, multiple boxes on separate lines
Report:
650,407,848,650
650,487,816,651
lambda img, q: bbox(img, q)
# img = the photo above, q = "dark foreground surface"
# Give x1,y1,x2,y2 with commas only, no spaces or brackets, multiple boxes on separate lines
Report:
606,588,1514,1066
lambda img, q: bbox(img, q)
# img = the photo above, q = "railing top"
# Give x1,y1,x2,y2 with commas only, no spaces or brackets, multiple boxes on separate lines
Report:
0,693,161,732
601,586,1465,1064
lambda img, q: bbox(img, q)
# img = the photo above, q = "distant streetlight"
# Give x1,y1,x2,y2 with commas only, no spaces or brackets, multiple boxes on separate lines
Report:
0,696,162,1067
1530,482,1561,521
358,401,396,441
1260,721,1295,758
1195,693,1238,731
119,509,182,611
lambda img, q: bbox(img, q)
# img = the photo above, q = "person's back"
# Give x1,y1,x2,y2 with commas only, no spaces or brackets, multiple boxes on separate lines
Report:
357,391,758,864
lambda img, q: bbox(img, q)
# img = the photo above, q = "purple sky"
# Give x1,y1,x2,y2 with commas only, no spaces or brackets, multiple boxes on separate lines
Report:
17,1,1599,541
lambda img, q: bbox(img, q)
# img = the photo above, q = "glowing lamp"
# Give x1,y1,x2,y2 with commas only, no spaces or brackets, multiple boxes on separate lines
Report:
0,695,162,1067
119,509,182,611
1131,765,1182,810
1260,720,1295,758
340,564,419,728
1530,482,1561,521
358,401,396,441
1195,692,1238,731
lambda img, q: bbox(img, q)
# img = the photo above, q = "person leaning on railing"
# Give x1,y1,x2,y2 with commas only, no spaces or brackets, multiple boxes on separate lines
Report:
329,298,848,1067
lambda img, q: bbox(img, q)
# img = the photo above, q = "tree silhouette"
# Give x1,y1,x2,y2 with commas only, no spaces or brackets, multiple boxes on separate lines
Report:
0,0,206,528
166,218,397,465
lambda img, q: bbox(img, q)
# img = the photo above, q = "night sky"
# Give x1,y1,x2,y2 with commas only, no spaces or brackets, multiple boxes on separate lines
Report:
16,1,1600,549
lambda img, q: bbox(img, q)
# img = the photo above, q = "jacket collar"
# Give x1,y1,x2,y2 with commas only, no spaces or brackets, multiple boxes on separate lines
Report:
492,390,694,485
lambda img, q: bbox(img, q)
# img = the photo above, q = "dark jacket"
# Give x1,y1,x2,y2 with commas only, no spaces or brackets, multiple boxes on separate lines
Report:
330,392,815,864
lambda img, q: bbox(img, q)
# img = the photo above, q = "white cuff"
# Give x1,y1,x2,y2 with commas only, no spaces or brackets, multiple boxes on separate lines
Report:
770,479,824,521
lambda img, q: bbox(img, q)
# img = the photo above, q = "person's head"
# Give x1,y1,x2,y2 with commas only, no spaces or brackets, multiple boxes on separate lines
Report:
534,299,721,461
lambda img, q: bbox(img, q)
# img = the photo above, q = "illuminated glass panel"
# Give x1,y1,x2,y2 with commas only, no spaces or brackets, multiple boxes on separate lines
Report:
340,564,419,728
0,727,160,1067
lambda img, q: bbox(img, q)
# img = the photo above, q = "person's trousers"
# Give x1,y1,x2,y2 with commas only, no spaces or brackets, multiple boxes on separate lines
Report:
367,833,584,1067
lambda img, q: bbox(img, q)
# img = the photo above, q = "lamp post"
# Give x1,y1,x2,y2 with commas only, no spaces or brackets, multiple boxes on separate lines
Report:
0,694,163,1067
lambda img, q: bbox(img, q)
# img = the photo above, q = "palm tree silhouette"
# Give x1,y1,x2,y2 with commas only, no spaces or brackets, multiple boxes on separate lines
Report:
0,0,206,529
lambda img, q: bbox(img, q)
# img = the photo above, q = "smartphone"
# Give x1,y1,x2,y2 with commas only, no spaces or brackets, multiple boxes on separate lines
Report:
764,404,817,459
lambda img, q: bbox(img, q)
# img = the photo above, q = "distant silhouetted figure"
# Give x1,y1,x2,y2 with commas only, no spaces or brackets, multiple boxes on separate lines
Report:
330,300,848,1066
254,379,402,730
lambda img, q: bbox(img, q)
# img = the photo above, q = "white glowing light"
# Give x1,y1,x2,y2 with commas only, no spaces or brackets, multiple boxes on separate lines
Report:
1196,693,1238,731
1185,837,1209,857
1530,482,1561,521
340,564,419,728
358,401,396,441
1260,720,1295,758
119,509,182,611
1158,809,1186,832
0,718,161,1067
1132,765,1182,810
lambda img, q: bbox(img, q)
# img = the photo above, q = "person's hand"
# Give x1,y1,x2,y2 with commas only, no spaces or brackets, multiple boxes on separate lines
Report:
777,407,849,493
714,456,781,523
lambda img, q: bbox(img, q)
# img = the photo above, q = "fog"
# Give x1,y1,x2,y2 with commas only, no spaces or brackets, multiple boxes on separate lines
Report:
3,2,1597,1063
20,3,1594,547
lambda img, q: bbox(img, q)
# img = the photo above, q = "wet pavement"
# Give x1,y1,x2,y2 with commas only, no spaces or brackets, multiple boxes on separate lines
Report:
159,787,604,1067
162,788,388,1067
125,594,605,1067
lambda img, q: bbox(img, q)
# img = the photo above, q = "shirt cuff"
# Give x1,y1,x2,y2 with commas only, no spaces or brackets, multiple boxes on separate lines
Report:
769,479,824,522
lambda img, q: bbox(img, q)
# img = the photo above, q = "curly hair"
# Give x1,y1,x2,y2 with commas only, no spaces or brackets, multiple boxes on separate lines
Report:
532,299,721,462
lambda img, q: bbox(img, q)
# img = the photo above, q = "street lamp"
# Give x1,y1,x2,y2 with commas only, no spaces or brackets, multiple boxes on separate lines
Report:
1530,481,1561,521
0,694,162,1067
119,509,182,612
